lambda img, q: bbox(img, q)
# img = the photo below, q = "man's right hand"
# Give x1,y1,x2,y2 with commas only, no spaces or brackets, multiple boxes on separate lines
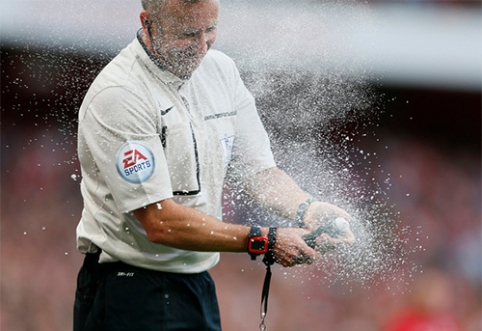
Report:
268,228,316,267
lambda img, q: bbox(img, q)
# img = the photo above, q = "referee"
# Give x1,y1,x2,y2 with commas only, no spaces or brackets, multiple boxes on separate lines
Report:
73,0,354,330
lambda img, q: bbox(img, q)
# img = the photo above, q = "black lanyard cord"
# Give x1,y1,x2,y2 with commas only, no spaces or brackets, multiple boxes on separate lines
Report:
259,227,277,331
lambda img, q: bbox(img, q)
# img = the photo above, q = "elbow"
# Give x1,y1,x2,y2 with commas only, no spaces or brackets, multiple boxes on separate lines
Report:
146,228,161,244
133,199,180,246
145,225,171,245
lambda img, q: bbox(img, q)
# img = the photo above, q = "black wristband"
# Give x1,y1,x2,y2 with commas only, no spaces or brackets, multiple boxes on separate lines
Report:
295,197,318,228
268,227,277,252
263,227,277,266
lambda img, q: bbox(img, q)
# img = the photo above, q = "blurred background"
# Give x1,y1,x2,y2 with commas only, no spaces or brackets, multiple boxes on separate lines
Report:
1,0,480,330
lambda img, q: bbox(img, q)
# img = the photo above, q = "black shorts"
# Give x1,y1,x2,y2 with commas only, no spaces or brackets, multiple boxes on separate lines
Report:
79,261,221,331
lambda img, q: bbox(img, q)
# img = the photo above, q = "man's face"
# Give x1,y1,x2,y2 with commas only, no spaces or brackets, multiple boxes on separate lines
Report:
150,0,219,78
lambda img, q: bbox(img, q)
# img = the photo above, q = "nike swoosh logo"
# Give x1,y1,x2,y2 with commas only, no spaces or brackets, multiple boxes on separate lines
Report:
160,106,174,116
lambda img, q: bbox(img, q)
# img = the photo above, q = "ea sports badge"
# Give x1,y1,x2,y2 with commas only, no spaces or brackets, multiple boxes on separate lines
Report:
116,141,155,184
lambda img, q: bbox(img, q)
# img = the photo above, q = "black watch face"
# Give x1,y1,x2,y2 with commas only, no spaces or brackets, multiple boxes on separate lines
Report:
251,240,266,251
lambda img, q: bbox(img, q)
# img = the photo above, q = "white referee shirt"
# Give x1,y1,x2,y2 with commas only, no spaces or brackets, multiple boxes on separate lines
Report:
76,34,276,273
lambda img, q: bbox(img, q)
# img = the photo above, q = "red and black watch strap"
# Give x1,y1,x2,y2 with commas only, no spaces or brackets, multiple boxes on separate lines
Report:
247,226,268,260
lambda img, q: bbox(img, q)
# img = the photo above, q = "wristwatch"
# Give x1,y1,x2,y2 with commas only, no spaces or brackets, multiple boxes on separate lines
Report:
247,226,268,260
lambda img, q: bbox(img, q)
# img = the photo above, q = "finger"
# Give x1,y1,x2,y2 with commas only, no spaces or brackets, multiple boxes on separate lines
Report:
342,228,356,243
332,225,356,244
294,255,309,265
297,242,317,263
314,234,337,252
296,255,314,265
315,233,331,245
275,249,299,267
340,210,352,221
289,249,313,266
293,243,318,264
280,257,297,267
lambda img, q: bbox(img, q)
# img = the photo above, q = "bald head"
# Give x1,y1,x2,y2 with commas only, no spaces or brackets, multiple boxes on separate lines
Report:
141,0,206,14
140,0,219,78
141,0,164,12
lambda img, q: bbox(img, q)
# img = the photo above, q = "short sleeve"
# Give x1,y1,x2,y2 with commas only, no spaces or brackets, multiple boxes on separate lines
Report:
78,85,173,213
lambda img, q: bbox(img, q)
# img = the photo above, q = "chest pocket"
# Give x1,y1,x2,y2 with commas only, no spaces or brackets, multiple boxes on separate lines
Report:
161,122,201,196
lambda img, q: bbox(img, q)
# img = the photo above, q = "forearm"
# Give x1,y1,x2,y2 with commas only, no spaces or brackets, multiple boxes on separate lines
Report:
132,190,351,267
243,167,351,231
133,199,254,252
242,167,311,221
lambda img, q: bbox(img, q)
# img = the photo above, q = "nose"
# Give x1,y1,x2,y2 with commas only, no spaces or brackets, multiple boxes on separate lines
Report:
194,30,214,55
195,32,209,55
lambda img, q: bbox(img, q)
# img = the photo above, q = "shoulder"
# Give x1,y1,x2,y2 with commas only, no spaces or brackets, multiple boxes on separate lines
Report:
83,44,154,108
81,74,150,114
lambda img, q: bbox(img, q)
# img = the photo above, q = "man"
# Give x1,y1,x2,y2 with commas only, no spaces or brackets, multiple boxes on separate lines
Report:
74,0,354,330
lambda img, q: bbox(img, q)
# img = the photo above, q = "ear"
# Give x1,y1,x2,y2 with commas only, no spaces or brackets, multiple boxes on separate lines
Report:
140,10,151,33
